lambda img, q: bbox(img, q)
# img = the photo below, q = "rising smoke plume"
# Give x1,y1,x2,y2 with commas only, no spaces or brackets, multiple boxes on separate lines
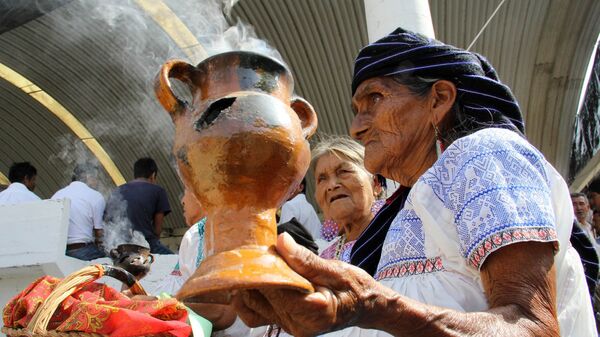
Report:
103,191,150,251
35,0,285,247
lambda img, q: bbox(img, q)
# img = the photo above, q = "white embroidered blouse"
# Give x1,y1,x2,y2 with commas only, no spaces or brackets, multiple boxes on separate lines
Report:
322,128,595,337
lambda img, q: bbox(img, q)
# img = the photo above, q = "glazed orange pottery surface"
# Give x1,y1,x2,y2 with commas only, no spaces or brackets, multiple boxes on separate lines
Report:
154,51,317,303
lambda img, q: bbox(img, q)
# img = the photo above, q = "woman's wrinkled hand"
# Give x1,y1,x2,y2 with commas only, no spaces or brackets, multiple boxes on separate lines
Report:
232,233,383,337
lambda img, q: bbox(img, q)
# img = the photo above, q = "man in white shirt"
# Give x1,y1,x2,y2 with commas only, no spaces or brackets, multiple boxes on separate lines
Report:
52,164,106,260
572,193,598,241
279,178,322,240
0,162,41,205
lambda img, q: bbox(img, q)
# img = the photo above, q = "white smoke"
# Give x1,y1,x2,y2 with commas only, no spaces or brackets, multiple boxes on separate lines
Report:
222,0,240,19
102,191,150,251
43,0,285,159
35,0,286,246
207,20,283,62
50,135,114,197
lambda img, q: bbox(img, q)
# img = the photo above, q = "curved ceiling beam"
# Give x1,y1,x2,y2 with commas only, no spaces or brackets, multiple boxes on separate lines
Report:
135,0,208,63
0,171,8,185
0,63,126,186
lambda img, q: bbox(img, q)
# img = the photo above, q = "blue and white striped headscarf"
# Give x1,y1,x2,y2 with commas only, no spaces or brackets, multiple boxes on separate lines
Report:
350,28,525,277
352,27,525,134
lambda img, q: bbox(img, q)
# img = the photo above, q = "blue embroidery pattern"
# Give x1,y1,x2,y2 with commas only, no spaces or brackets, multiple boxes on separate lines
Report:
420,129,557,269
378,207,427,270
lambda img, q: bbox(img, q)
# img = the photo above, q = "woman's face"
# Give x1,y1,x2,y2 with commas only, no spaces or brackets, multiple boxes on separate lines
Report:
181,189,203,227
314,152,375,224
350,77,437,185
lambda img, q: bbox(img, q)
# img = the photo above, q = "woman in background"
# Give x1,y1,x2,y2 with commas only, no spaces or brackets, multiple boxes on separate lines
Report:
311,136,383,262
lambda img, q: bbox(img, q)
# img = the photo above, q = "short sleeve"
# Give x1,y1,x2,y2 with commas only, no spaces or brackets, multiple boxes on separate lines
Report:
92,194,106,229
155,187,171,216
421,129,558,270
279,201,297,224
178,225,196,280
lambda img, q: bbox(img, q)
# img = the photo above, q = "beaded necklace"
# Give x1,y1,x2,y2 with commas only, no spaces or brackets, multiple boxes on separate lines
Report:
334,234,347,260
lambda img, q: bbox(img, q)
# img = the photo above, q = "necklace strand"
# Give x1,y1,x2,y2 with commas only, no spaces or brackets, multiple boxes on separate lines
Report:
334,234,347,260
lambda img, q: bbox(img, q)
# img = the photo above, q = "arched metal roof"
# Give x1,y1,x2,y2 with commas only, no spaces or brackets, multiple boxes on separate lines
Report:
0,0,188,229
0,0,598,231
232,0,600,177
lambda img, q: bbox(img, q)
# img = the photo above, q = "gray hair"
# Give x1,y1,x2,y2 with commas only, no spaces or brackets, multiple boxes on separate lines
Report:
571,192,588,201
310,135,367,176
72,163,99,183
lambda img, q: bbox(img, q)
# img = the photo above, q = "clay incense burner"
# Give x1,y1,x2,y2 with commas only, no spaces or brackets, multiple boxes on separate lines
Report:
109,244,154,280
154,51,317,303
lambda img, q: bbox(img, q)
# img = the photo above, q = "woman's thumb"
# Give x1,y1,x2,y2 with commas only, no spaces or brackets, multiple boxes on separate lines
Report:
276,232,332,282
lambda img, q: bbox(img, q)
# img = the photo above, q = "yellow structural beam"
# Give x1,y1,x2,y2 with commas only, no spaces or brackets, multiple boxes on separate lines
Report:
135,0,208,63
0,1,208,187
0,171,8,185
0,63,126,186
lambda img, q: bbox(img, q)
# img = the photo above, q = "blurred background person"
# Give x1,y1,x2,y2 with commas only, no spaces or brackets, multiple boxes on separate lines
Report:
151,188,265,336
105,157,172,254
0,162,40,205
572,193,597,242
52,163,106,260
593,209,600,244
176,189,239,332
164,188,208,292
570,192,600,316
278,177,321,241
311,136,383,262
587,180,600,228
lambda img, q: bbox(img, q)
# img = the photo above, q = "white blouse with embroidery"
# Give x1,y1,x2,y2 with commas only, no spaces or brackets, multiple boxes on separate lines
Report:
322,128,595,337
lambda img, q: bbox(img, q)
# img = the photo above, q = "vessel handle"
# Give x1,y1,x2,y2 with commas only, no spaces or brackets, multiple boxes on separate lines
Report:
291,96,318,139
154,59,196,118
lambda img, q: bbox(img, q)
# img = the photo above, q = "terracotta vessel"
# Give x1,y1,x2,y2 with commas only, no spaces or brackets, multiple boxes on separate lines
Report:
154,51,317,303
109,244,154,280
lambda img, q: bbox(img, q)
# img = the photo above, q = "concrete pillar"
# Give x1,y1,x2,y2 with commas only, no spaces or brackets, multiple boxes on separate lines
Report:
364,0,435,41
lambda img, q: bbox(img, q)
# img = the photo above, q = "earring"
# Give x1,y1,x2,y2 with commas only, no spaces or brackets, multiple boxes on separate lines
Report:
433,123,444,157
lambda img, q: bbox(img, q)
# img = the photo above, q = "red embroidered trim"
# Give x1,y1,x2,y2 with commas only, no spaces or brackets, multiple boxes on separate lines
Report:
468,227,558,269
375,256,444,281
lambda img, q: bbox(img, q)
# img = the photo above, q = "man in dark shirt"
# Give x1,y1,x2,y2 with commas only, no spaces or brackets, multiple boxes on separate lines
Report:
106,157,173,254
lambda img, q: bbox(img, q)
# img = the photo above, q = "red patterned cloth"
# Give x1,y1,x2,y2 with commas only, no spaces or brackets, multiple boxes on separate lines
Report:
3,276,191,337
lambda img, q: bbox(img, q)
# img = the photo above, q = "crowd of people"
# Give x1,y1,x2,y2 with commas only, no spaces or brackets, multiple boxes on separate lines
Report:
0,157,175,260
160,27,599,336
570,189,600,318
229,27,597,337
1,26,599,336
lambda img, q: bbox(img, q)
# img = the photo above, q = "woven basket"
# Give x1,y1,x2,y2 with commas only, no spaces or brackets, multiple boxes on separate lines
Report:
1,264,169,337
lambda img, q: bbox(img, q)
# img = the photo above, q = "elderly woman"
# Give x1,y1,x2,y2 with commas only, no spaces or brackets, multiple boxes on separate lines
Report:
233,27,595,337
312,136,384,262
